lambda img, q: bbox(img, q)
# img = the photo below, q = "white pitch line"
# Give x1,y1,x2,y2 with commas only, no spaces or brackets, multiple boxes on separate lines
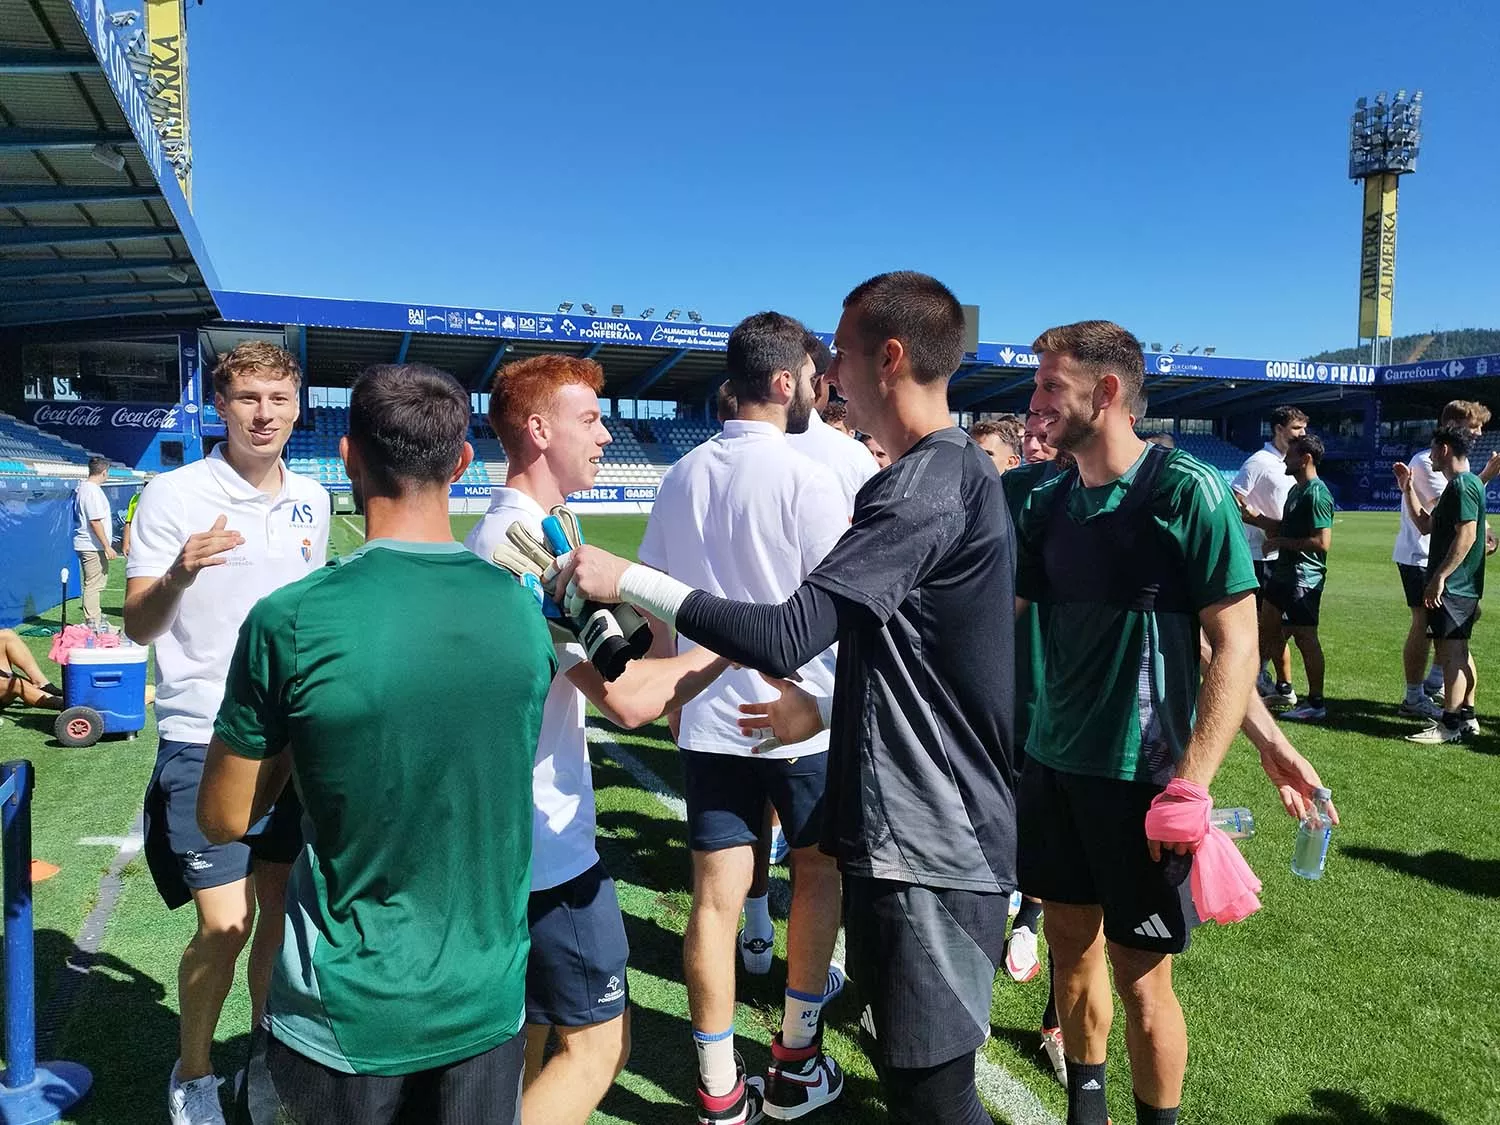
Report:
77,833,142,849
586,723,1061,1125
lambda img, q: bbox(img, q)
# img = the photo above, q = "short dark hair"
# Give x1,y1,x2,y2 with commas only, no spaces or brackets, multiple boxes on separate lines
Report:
804,333,833,378
715,380,738,424
1287,434,1323,465
842,271,966,385
348,364,471,497
1432,425,1472,458
1031,321,1147,416
1269,405,1308,430
726,312,812,405
821,400,847,426
970,416,1024,458
87,455,110,475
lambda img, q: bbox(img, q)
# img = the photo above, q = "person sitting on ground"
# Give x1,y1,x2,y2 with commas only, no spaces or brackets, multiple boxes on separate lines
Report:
1,628,63,711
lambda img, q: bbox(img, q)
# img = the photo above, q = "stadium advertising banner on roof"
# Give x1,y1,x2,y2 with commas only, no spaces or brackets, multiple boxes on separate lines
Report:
448,483,658,504
144,0,190,202
214,293,736,352
1380,354,1500,385
973,341,1377,385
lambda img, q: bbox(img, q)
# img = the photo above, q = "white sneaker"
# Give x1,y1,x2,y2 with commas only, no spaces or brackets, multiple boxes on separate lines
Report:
168,1061,226,1125
739,926,773,975
1005,926,1041,982
1040,1027,1067,1085
1264,688,1298,711
1399,696,1443,720
1406,721,1466,745
1464,715,1481,736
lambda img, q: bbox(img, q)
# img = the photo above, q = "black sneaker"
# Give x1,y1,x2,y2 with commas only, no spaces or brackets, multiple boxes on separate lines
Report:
697,1053,765,1125
763,1033,843,1120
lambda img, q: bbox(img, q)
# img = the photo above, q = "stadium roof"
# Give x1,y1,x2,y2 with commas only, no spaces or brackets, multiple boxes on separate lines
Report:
0,0,216,334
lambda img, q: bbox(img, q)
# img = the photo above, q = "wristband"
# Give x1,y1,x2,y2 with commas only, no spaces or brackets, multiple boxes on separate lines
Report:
618,564,694,628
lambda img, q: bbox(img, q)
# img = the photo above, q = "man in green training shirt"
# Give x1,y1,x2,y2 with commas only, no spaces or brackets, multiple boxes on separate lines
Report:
1016,320,1259,1125
198,364,555,1124
1396,425,1488,744
1261,434,1335,722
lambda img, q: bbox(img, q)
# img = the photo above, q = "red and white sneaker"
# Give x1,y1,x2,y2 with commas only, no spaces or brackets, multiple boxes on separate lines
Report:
697,1054,766,1125
762,1033,844,1120
1040,1026,1067,1085
1005,926,1041,983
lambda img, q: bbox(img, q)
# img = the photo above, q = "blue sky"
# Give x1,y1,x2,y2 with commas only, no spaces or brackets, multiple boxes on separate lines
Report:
184,0,1499,359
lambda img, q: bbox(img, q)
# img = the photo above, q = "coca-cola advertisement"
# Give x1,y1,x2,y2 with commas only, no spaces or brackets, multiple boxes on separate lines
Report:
29,399,189,472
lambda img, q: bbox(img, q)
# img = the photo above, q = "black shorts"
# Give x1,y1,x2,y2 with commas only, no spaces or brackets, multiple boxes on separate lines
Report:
526,861,630,1027
1253,559,1275,608
247,1030,523,1125
680,750,826,853
142,739,304,910
1429,595,1481,641
1397,563,1427,610
842,875,1008,1070
1016,761,1197,955
1265,582,1323,628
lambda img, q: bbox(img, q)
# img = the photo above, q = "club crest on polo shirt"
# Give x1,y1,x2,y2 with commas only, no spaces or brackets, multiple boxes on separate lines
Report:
301,538,313,562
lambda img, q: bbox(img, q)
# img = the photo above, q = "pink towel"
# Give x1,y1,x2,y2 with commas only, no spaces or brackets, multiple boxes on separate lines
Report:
1144,778,1262,925
47,624,120,665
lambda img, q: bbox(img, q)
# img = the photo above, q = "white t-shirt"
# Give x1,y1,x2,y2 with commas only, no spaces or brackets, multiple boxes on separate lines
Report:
464,488,596,893
1392,448,1447,567
72,480,111,552
786,411,880,517
1230,443,1294,561
639,420,848,758
125,447,330,743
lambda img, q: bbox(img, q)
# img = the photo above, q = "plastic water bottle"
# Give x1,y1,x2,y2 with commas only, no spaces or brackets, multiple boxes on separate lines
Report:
1291,788,1335,880
1210,807,1256,840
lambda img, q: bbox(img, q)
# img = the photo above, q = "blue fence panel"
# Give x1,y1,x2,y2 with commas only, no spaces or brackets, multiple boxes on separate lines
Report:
0,480,139,628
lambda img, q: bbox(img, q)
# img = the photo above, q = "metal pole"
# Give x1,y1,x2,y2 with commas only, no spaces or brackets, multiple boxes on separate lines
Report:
2,760,35,1090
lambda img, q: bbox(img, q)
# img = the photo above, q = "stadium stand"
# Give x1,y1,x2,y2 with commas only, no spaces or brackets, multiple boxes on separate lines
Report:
0,411,134,478
648,418,719,461
1172,433,1256,472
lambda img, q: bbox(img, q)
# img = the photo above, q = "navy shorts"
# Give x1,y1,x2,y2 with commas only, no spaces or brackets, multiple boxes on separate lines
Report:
680,750,827,853
1397,563,1427,610
1016,761,1197,955
1429,594,1481,641
1265,582,1323,628
526,861,630,1028
142,738,304,910
843,876,1008,1070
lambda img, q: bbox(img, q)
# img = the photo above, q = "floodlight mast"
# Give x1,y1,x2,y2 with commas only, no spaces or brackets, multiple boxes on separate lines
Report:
1349,89,1423,365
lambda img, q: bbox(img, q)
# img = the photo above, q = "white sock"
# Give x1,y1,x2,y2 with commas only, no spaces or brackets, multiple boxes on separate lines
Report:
743,894,772,940
694,1028,737,1096
781,988,825,1049
1405,683,1425,703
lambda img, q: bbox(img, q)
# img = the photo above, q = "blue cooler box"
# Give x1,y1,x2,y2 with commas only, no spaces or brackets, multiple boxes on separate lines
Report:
58,644,149,745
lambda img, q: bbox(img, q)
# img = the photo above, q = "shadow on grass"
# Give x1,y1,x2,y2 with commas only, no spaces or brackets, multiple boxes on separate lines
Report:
19,928,249,1125
1343,845,1500,898
1322,699,1431,742
1274,1088,1450,1124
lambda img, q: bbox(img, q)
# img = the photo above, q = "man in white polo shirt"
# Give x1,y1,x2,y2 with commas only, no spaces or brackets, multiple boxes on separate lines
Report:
125,341,329,1125
1231,404,1306,706
465,352,730,1125
72,456,116,628
640,312,848,1124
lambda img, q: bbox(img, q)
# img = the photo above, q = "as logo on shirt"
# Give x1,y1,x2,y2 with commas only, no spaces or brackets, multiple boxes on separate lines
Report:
289,502,315,526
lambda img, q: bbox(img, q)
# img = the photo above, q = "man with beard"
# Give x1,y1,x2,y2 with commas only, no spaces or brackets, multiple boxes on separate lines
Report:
637,311,849,1123
1015,321,1258,1125
553,273,1017,1125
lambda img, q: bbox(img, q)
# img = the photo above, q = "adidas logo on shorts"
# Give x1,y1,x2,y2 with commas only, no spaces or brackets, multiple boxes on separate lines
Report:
1132,913,1172,940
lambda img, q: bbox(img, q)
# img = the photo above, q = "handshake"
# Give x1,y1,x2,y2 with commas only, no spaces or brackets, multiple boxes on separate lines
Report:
492,505,652,682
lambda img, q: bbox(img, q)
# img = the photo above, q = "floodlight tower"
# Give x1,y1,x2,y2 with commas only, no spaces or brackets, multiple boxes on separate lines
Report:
1349,90,1422,364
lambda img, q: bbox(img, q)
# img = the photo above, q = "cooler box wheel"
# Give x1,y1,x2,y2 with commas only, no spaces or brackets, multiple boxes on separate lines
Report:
55,706,104,748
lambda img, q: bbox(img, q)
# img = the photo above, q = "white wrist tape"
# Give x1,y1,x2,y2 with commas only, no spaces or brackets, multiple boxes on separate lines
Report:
619,564,694,628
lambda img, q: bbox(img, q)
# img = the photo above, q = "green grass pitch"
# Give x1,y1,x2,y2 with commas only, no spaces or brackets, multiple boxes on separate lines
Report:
0,511,1494,1123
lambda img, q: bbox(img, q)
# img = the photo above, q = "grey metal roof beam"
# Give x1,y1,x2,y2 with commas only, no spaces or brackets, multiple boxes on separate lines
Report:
0,186,161,207
0,48,101,74
0,128,136,151
0,226,173,247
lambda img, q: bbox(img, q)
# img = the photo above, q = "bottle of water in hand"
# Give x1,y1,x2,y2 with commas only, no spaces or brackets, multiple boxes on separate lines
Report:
1291,788,1335,880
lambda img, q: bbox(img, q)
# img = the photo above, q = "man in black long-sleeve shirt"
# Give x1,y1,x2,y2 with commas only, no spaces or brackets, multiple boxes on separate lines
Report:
555,271,1017,1125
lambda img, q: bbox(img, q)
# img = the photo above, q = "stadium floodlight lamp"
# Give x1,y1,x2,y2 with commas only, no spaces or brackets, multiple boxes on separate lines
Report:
688,310,702,323
165,266,191,283
581,303,597,315
1169,343,1181,353
665,309,681,321
1187,346,1201,355
558,301,573,313
1349,88,1423,179
110,10,137,24
610,304,625,317
640,307,655,318
1149,342,1162,352
1204,347,1216,355
90,143,126,172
